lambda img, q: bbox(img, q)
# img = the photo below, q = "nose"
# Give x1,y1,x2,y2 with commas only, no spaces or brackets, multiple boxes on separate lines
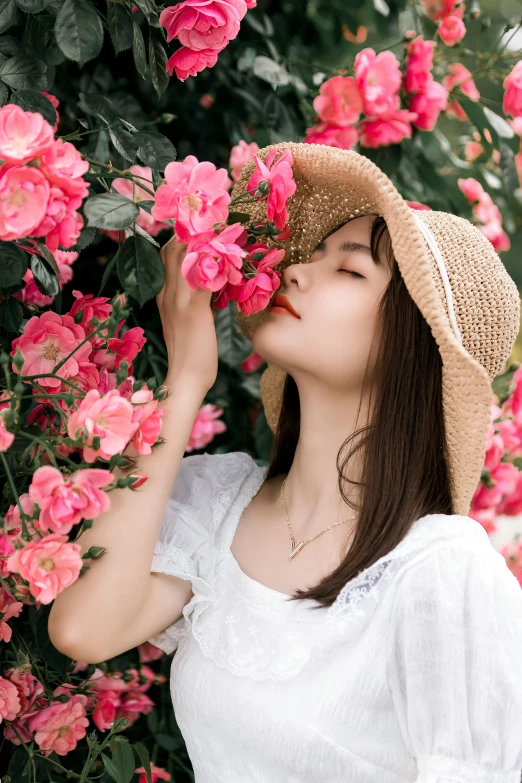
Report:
282,261,309,288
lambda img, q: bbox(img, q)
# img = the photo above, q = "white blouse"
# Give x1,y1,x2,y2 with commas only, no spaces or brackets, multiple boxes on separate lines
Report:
147,450,522,783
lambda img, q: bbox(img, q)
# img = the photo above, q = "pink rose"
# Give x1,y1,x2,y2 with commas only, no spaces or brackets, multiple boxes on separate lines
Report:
358,109,418,148
0,104,54,164
28,694,89,756
457,177,484,202
11,311,92,391
186,403,226,451
35,189,84,251
0,165,50,241
181,222,247,291
246,146,296,230
303,122,359,149
135,764,171,783
0,676,21,722
354,48,402,117
39,138,89,199
404,36,435,93
443,63,480,121
105,165,167,241
107,324,146,369
438,15,466,46
160,0,247,50
166,46,220,80
503,61,522,119
0,415,14,452
1,667,45,745
5,533,83,604
28,465,114,535
422,0,464,21
479,220,510,253
68,290,112,336
312,75,363,127
231,243,284,316
229,139,260,182
410,78,448,131
67,389,138,463
151,154,232,241
130,388,165,455
240,350,264,373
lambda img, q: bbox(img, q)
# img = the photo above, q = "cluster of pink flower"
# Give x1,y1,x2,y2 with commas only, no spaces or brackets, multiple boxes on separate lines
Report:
151,146,296,314
423,0,467,47
502,61,522,191
458,178,510,252
0,104,89,250
159,0,257,82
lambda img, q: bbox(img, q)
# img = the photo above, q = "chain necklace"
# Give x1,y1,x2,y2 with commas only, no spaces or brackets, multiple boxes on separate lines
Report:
280,478,356,560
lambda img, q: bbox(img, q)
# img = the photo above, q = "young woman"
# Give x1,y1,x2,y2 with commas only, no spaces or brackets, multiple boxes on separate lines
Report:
49,143,522,782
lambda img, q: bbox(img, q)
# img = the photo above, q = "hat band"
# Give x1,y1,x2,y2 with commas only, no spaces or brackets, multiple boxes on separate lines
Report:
412,212,463,346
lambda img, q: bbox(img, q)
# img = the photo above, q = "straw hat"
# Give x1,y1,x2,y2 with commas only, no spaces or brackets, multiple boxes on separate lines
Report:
232,142,521,517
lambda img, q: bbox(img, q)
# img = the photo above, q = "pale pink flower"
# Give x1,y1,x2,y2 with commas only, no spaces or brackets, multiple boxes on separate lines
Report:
0,104,54,164
182,222,247,291
410,78,449,130
0,676,21,722
438,15,466,46
354,48,402,117
503,61,522,119
130,388,165,455
68,389,138,463
404,36,435,93
479,220,510,252
0,415,14,451
28,466,114,535
105,165,167,241
510,116,522,136
312,75,363,127
35,188,84,251
3,493,36,535
457,176,484,202
135,764,171,783
303,122,358,149
5,533,83,604
39,138,89,199
11,311,92,392
186,403,226,451
358,109,418,147
497,418,522,458
151,154,232,241
229,139,260,182
166,46,220,80
28,693,89,756
0,165,50,241
422,0,464,21
246,146,296,230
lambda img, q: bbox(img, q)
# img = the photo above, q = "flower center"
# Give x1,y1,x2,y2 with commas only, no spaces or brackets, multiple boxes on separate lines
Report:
58,726,70,737
42,344,60,361
39,558,55,571
185,192,202,211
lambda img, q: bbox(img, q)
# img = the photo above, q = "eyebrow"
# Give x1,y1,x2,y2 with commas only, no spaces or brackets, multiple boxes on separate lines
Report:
314,238,379,263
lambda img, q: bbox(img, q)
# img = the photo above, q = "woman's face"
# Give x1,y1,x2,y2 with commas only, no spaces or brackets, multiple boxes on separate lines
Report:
251,215,393,391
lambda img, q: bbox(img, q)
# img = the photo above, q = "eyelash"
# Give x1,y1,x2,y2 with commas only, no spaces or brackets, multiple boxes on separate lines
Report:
339,269,365,279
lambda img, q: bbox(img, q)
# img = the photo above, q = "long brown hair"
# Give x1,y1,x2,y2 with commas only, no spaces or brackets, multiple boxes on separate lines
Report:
264,214,453,608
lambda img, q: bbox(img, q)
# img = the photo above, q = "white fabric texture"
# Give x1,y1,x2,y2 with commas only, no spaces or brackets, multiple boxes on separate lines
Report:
147,451,522,783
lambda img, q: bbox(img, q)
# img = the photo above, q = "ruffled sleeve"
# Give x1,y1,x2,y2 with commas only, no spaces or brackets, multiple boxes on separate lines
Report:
146,451,255,654
386,531,522,783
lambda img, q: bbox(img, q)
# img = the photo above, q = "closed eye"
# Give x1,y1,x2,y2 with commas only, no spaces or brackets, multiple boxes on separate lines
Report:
339,269,365,279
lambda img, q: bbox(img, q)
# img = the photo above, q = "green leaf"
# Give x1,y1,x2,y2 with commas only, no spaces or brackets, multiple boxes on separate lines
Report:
22,14,66,66
483,106,515,140
0,80,6,104
0,34,21,57
109,126,139,161
15,0,46,13
36,243,61,277
0,297,23,332
0,55,47,90
0,242,28,288
0,0,17,34
115,235,164,306
132,743,152,783
500,141,519,194
84,193,140,230
148,33,169,99
132,20,146,79
252,55,290,86
135,130,176,171
72,225,97,251
98,250,119,294
107,1,133,54
31,254,59,297
458,96,499,152
80,92,117,124
215,301,252,368
55,0,103,64
109,739,135,783
132,0,159,26
11,88,56,125
101,752,119,783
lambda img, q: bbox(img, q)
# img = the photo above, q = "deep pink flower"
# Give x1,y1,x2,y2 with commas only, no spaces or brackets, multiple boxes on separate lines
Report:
28,466,114,535
303,122,358,149
240,350,265,372
160,0,247,54
28,694,89,756
11,311,92,391
0,165,50,241
358,109,418,148
354,48,402,117
246,147,296,230
503,61,522,119
422,0,464,21
107,324,146,370
68,290,112,337
404,36,435,93
0,415,14,452
130,389,165,455
5,533,83,605
166,46,220,80
0,104,54,164
443,63,480,121
229,139,260,182
312,75,363,127
409,78,449,131
235,243,284,315
186,403,226,451
438,15,466,46
151,154,232,241
68,389,138,462
135,764,171,783
457,176,484,202
181,222,247,291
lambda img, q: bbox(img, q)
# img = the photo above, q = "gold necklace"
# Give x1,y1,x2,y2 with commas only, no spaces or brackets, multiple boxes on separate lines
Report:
280,478,356,560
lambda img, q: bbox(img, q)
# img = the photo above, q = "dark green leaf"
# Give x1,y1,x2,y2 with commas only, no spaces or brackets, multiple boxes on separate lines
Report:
0,242,28,288
215,301,252,368
15,0,47,13
101,753,119,783
116,235,164,306
31,254,59,297
11,88,56,125
500,141,519,194
132,20,146,79
0,55,47,90
0,297,23,332
109,126,139,161
55,0,103,64
107,1,133,54
132,0,159,26
72,225,97,251
110,740,135,783
228,210,253,223
84,193,139,230
148,33,168,99
36,243,61,277
135,130,176,170
22,14,66,66
0,34,20,57
80,92,117,124
0,80,8,104
132,743,152,783
98,250,119,294
0,0,17,34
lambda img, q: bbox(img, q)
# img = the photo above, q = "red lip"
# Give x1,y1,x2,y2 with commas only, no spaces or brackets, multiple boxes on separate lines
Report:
269,294,300,319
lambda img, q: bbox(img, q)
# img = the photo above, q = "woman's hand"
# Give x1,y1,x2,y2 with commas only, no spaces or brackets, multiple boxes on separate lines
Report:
157,234,219,395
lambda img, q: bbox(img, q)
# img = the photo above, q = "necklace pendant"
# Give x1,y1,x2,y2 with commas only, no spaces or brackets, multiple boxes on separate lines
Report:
289,539,305,559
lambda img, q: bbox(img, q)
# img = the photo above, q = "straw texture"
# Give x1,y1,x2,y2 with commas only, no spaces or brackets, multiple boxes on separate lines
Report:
232,142,521,516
